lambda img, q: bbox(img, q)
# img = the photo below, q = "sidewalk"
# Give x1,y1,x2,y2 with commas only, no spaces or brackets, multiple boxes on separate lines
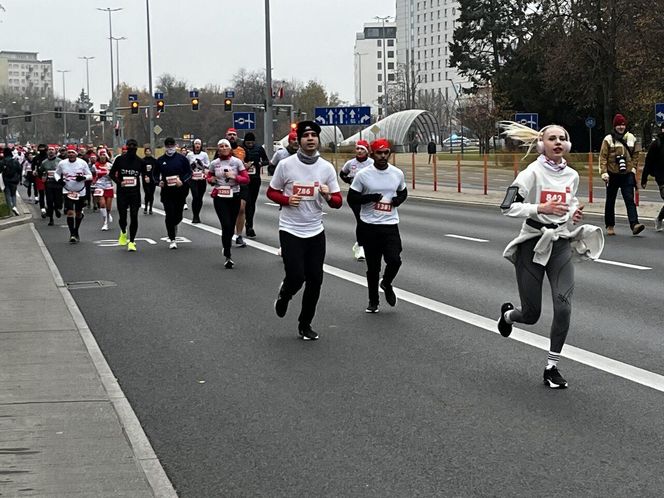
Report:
0,221,175,497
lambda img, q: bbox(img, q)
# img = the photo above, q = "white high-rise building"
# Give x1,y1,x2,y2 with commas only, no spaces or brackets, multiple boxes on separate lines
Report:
0,51,54,97
353,20,397,120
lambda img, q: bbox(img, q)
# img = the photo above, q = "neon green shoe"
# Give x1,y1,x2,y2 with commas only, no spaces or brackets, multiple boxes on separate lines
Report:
118,231,128,246
127,241,137,252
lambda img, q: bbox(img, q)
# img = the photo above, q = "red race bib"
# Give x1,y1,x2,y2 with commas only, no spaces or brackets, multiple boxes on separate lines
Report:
540,190,566,203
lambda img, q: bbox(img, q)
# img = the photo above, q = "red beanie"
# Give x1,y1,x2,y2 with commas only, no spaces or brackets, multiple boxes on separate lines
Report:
370,138,391,152
356,139,370,153
287,131,297,142
613,114,627,127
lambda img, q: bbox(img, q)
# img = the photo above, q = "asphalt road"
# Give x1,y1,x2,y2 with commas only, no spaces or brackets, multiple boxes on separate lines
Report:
35,187,664,497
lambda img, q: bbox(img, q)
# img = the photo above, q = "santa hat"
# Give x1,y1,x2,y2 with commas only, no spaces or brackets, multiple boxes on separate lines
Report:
226,128,237,135
356,139,370,153
193,138,202,145
98,148,109,157
613,114,627,127
66,145,77,153
287,131,298,142
217,139,231,147
370,138,391,152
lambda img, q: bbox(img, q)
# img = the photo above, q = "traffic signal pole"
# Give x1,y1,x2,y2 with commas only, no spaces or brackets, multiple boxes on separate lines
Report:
264,0,274,158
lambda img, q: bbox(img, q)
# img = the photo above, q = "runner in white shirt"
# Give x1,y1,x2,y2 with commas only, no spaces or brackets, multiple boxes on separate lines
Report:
54,145,93,243
340,139,373,261
186,138,210,224
348,139,407,313
267,121,343,340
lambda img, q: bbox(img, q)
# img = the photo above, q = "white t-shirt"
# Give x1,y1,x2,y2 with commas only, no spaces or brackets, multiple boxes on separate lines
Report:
269,153,340,238
55,158,92,197
340,157,374,179
505,155,580,225
186,150,210,180
209,156,245,193
350,164,406,225
270,148,291,166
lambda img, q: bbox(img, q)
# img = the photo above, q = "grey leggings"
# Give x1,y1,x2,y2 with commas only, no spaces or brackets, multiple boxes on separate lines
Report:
510,237,574,353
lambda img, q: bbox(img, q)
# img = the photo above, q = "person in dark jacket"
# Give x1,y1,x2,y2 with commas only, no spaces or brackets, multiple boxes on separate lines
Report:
0,147,22,215
142,147,159,214
158,137,192,249
642,122,664,231
427,140,437,164
240,132,269,238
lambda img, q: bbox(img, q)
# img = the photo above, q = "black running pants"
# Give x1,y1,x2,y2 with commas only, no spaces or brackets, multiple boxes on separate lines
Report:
189,179,206,218
245,176,261,229
117,190,141,242
161,185,189,240
213,195,241,258
360,223,402,304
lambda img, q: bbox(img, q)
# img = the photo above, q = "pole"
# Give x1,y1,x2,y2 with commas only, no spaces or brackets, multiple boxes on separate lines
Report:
432,153,438,191
457,153,461,193
264,0,274,159
411,152,415,190
588,152,593,204
57,69,70,143
146,0,155,151
98,7,122,151
483,153,488,195
79,57,94,142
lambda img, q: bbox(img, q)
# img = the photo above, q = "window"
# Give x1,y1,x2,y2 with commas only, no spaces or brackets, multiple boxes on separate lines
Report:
377,62,382,70
377,51,382,58
388,62,394,69
388,51,394,58
377,39,382,47
378,85,383,93
378,96,383,105
387,39,394,47
388,74,395,81
378,73,383,81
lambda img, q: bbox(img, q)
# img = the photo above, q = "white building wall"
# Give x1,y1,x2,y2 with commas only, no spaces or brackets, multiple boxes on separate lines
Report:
0,52,54,97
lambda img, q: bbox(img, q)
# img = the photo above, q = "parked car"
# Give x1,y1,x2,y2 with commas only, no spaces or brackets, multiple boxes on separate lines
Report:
442,136,476,149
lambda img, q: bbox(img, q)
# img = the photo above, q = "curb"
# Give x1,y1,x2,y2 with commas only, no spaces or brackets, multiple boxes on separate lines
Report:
29,224,178,498
0,196,33,230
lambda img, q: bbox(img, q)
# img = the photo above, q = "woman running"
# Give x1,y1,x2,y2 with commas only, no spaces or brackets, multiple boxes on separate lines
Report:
142,147,158,214
92,149,114,231
340,139,373,261
186,138,210,223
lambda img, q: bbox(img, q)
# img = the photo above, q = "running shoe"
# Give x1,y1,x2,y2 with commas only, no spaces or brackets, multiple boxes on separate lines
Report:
118,231,128,246
127,242,137,252
69,235,78,244
357,246,365,261
34,196,39,203
236,235,247,247
352,242,360,259
274,284,289,318
102,223,109,231
169,240,178,250
224,258,234,269
498,302,515,337
631,223,645,235
40,208,46,218
543,366,568,389
12,206,20,216
108,213,113,223
183,203,188,211
246,227,256,238
380,280,397,307
298,325,319,341
655,216,662,232
55,209,61,218
365,302,379,313
192,216,201,224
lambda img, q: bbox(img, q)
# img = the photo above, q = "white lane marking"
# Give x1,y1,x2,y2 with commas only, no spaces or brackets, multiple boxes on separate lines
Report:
150,209,664,393
595,259,651,271
444,234,489,243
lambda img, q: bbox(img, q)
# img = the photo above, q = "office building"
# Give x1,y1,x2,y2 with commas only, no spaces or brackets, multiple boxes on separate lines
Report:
0,51,54,97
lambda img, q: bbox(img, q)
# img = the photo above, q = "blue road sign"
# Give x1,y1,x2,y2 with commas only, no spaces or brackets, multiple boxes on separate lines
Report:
233,112,256,130
514,112,539,130
655,103,664,124
128,94,138,102
585,117,596,129
314,106,372,126
189,90,199,98
225,90,235,99
154,92,164,100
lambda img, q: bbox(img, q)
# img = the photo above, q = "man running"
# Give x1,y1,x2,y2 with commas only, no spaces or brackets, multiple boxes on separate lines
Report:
347,139,407,313
110,139,148,252
55,145,93,243
267,121,342,340
37,146,63,225
186,138,210,223
240,132,269,238
158,137,192,249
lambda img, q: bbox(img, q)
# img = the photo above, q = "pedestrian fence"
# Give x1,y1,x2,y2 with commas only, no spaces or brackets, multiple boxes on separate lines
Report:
322,152,650,206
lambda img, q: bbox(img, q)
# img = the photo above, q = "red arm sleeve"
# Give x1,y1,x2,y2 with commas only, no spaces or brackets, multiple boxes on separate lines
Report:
236,169,250,185
267,186,290,206
327,191,343,209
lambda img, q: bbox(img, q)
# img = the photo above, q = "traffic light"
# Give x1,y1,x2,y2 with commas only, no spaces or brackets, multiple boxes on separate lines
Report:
54,107,62,118
24,111,31,122
1,114,7,125
191,98,199,111
224,98,232,111
78,108,86,120
100,110,107,122
131,101,139,114
156,99,165,113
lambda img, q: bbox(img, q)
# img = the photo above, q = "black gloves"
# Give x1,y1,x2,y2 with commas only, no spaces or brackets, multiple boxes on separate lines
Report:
75,174,86,182
339,171,352,184
361,193,383,204
57,178,65,186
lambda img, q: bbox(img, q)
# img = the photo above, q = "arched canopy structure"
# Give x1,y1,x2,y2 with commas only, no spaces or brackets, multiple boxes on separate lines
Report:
340,110,439,153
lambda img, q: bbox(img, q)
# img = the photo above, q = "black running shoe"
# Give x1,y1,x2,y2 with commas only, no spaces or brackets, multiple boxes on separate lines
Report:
192,216,201,224
365,302,379,313
48,219,54,226
298,325,319,341
274,284,289,318
246,227,256,238
380,280,397,307
236,235,247,247
69,235,77,244
224,258,234,269
543,366,568,389
498,302,515,337
55,209,61,218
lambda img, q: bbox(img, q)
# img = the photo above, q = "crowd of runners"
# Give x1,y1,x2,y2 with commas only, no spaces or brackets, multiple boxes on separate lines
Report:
5,113,664,389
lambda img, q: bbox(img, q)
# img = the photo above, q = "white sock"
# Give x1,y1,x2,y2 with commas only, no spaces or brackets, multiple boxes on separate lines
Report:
546,351,560,369
101,210,107,222
503,310,514,324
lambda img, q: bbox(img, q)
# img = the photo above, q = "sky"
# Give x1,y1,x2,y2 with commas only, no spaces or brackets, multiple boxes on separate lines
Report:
0,0,395,109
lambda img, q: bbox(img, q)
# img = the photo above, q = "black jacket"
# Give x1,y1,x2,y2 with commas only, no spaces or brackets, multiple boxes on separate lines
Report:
241,143,269,178
0,157,22,185
643,133,664,185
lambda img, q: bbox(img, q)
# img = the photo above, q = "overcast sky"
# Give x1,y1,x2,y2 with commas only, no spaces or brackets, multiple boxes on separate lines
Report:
0,0,395,108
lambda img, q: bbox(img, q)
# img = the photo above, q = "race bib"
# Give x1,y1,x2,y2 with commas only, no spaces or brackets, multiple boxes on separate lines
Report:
293,182,318,200
374,198,393,212
540,190,566,203
247,165,256,175
93,188,104,196
215,186,233,198
192,170,205,180
166,175,179,186
146,165,152,172
122,177,137,187
66,191,80,200
47,171,55,178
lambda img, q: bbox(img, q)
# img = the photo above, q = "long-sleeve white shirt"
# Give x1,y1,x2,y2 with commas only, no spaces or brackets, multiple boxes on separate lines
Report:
55,158,92,196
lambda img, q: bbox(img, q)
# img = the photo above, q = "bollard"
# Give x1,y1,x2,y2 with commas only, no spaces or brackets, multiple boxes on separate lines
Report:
483,154,488,195
588,152,593,204
433,154,438,191
411,152,416,190
457,153,461,193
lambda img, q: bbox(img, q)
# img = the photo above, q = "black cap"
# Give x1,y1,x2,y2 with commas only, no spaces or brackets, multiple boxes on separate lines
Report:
164,137,176,146
296,120,321,142
126,138,138,147
244,132,256,142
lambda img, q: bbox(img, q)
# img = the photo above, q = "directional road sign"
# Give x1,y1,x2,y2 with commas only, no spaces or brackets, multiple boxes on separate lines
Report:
656,103,664,124
585,117,596,129
514,112,539,130
233,112,256,130
314,106,372,126
189,90,199,98
128,94,138,102
154,92,164,100
225,90,235,99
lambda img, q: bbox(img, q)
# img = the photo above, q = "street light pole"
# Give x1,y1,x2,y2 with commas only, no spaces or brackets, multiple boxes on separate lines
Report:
97,7,122,151
375,15,392,119
78,56,94,142
112,36,127,144
145,0,155,151
57,69,70,143
264,0,274,159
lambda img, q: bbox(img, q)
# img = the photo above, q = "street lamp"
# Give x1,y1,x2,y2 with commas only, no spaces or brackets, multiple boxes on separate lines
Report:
145,0,155,151
97,7,122,150
354,52,367,105
375,15,393,119
111,36,127,94
57,69,70,143
264,0,274,158
447,79,464,154
78,56,95,141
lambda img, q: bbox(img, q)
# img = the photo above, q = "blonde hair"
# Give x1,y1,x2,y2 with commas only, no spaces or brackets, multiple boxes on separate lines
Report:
499,121,569,158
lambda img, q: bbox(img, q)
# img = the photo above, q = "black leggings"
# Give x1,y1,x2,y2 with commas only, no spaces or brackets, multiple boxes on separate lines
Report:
360,223,402,304
189,179,207,218
278,230,326,327
143,182,156,209
510,237,574,354
117,191,141,242
245,176,261,229
161,185,189,240
213,195,241,257
45,187,62,219
350,203,363,245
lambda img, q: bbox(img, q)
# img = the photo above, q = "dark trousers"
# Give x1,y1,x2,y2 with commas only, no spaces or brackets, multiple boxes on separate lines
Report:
37,189,45,209
213,195,241,258
117,190,141,242
143,182,156,209
161,185,189,240
605,172,639,227
657,183,664,221
189,179,206,218
350,203,363,245
45,186,62,219
360,223,402,304
245,176,261,229
279,230,326,327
